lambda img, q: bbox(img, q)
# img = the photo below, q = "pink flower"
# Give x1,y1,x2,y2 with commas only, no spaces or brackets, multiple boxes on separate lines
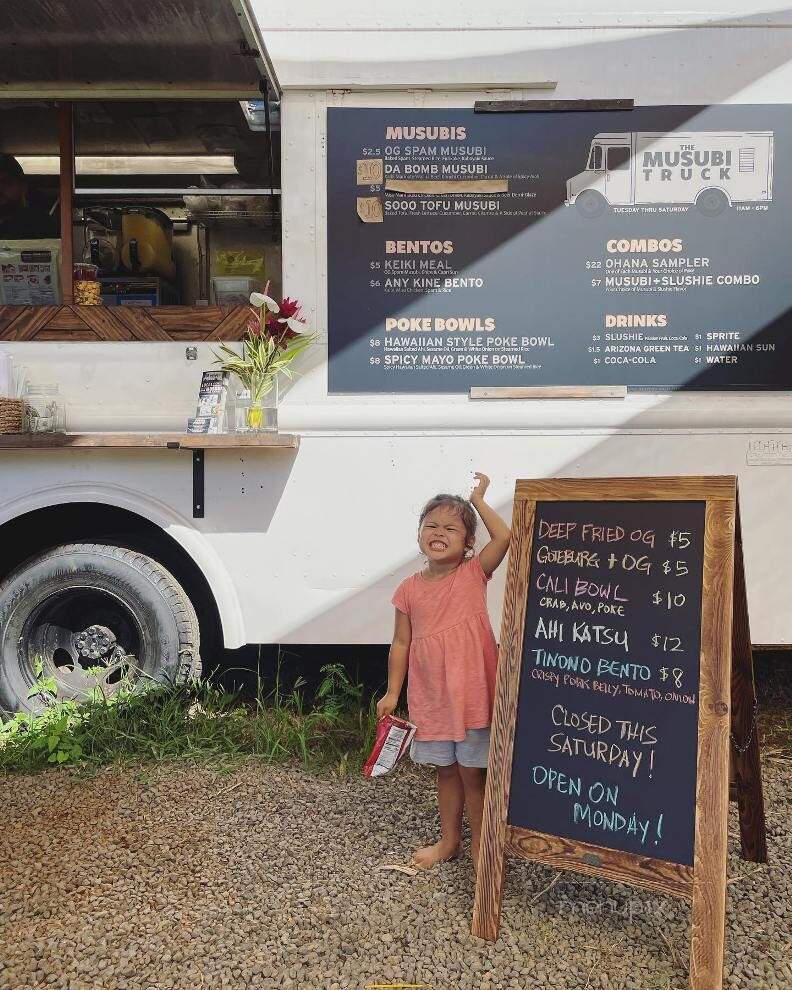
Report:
246,294,308,348
265,316,299,347
278,297,302,320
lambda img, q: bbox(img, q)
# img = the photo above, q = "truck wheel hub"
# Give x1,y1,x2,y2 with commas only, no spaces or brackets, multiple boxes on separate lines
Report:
74,624,117,660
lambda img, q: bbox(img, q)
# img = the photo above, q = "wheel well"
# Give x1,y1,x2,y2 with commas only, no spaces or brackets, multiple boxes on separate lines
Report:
0,503,223,658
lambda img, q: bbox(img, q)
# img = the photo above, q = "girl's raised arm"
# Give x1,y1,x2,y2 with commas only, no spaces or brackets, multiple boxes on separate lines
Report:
470,472,511,577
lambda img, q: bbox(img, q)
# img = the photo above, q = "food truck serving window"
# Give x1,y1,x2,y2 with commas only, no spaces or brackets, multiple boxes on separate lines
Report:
0,99,281,341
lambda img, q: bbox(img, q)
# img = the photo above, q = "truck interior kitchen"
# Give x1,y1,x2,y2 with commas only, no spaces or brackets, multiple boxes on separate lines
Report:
0,98,281,330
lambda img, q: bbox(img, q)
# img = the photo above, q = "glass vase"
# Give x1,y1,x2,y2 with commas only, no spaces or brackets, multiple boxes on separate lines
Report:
234,383,278,433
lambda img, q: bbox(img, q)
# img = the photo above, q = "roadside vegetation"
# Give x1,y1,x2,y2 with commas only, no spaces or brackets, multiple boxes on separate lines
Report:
0,658,380,776
4,654,787,778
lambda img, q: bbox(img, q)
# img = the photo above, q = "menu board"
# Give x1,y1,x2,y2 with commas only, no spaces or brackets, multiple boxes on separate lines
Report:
327,105,792,392
507,499,705,866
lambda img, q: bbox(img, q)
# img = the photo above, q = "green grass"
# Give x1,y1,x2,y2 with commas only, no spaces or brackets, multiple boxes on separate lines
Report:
0,661,381,777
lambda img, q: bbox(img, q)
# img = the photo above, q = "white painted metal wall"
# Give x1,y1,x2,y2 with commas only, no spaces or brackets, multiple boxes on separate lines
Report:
3,4,792,646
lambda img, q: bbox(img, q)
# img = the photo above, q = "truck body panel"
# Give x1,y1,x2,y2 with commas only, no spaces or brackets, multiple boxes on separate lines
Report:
2,428,792,646
3,4,792,650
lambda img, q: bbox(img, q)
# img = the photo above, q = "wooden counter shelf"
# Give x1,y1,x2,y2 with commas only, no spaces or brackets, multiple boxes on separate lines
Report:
0,432,300,450
0,432,301,517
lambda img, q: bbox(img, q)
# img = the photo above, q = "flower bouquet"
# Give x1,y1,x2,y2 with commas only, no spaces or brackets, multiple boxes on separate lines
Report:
212,283,315,430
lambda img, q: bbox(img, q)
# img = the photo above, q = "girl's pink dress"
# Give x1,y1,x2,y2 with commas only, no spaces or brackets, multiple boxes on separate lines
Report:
391,553,498,742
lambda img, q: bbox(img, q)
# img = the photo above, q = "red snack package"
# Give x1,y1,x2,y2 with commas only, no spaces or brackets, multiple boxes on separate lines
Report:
363,714,417,777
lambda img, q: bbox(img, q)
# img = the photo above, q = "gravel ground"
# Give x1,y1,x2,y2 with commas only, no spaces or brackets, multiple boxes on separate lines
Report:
0,752,789,990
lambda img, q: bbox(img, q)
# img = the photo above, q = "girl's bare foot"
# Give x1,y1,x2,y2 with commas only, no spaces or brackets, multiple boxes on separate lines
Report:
411,838,460,869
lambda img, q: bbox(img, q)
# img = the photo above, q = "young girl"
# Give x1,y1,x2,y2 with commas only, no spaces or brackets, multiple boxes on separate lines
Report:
376,472,511,871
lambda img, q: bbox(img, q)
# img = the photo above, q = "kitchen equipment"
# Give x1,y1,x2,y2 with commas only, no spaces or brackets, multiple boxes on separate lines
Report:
99,275,179,307
184,187,277,228
81,208,121,274
87,230,120,272
119,207,176,282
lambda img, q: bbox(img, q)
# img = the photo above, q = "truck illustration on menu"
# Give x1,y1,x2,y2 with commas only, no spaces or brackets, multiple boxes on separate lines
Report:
566,131,774,217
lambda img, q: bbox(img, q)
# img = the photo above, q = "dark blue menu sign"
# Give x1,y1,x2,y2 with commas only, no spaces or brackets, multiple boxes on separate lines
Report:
327,105,792,392
507,500,705,866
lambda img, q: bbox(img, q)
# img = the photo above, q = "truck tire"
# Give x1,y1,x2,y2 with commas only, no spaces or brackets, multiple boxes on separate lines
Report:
696,188,728,217
575,190,607,218
0,544,201,717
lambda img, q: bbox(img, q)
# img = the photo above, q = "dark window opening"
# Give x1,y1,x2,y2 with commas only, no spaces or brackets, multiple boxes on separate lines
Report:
607,146,631,171
588,145,603,170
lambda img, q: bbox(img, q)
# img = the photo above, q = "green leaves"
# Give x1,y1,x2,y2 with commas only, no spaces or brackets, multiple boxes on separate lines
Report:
27,675,57,700
1,658,377,777
2,655,141,772
27,656,58,701
211,327,317,403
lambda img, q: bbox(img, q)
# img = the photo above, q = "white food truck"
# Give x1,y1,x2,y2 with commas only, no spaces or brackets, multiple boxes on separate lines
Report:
1,1,791,714
566,130,774,216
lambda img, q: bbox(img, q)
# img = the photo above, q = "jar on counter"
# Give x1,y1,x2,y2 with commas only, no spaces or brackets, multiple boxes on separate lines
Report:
73,263,99,281
24,384,66,433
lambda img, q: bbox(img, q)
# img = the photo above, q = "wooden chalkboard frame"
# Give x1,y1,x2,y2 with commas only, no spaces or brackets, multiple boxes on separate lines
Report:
472,477,766,990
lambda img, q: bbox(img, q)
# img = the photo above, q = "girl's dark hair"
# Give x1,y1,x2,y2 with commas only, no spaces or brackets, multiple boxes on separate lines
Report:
418,494,477,557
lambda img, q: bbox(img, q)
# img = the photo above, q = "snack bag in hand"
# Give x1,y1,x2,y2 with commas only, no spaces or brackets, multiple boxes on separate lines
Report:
363,715,417,777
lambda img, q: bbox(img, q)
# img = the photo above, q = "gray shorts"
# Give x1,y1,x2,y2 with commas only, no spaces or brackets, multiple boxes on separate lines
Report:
409,727,490,768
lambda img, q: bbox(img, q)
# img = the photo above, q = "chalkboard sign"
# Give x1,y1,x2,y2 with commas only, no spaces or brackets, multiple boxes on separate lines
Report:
508,499,705,865
472,478,767,990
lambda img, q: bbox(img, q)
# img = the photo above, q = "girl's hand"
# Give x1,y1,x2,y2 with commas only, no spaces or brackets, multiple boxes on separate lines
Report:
376,692,399,719
470,471,490,504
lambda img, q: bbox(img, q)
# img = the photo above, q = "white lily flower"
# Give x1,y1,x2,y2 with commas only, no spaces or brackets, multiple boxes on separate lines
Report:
249,291,279,312
278,317,307,333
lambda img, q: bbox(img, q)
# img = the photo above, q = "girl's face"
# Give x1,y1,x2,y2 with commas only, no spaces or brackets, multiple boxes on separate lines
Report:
418,505,470,563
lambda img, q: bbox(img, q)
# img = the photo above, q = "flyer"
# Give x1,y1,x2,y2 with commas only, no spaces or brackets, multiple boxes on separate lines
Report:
0,240,61,306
